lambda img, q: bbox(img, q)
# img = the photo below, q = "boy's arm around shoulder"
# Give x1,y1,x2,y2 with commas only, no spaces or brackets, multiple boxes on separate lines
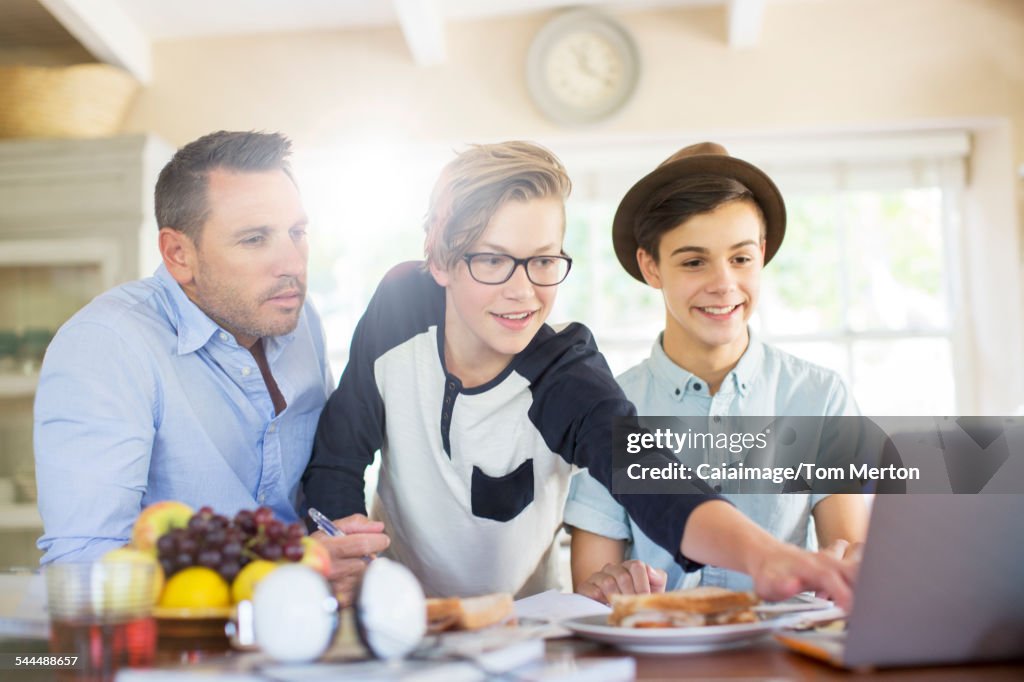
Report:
301,262,427,520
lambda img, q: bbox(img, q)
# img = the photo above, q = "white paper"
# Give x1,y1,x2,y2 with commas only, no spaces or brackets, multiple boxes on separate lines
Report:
513,590,610,624
512,590,611,638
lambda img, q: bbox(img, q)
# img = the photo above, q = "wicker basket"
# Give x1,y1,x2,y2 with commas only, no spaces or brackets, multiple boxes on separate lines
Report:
0,63,139,139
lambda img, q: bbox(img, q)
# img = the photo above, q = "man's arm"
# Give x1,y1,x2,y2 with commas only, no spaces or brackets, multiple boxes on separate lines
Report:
34,321,156,563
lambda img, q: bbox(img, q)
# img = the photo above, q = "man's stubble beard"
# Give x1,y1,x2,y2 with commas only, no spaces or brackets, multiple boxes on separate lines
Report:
194,262,306,344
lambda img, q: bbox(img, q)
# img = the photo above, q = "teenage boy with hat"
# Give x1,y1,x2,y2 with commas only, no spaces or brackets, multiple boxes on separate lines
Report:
303,141,858,607
565,142,869,604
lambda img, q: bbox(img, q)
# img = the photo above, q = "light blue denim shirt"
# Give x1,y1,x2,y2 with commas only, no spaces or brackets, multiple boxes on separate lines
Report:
564,331,858,591
35,265,333,564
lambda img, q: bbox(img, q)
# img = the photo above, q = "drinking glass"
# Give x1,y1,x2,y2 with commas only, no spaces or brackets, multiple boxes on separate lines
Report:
44,561,157,682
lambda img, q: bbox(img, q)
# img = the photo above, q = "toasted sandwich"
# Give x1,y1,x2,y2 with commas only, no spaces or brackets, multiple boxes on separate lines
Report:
426,592,515,632
609,587,759,628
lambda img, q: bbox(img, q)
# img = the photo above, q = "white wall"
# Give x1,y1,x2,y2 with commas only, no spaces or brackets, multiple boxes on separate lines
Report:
115,0,1024,409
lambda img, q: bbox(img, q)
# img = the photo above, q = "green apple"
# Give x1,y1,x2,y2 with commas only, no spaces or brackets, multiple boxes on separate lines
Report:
130,500,194,554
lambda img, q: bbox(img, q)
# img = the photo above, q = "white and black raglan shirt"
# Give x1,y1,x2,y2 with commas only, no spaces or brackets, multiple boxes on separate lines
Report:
303,261,721,598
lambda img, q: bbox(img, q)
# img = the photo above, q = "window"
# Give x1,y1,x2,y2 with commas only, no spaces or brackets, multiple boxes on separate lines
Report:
297,131,1018,417
554,133,971,415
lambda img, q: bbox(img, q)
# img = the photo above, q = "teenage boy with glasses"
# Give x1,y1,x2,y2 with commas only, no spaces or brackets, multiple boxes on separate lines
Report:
302,141,857,606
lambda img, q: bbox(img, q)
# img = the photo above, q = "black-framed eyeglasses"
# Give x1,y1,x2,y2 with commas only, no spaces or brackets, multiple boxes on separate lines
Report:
462,252,573,286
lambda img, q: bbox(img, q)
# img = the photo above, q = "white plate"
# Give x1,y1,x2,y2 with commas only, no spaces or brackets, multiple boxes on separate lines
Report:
562,614,777,655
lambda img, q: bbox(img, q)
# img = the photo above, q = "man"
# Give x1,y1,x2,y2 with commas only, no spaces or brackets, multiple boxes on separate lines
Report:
34,131,386,599
304,141,857,609
565,142,868,604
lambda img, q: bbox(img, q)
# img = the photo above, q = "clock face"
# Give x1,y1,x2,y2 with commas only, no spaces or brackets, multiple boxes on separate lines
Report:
543,30,625,110
527,11,640,126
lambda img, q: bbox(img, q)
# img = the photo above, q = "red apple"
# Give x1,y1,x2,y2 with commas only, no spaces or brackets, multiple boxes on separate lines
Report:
300,536,330,577
131,500,194,554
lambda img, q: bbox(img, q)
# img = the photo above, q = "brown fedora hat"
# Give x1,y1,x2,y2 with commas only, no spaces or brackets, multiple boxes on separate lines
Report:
612,141,786,282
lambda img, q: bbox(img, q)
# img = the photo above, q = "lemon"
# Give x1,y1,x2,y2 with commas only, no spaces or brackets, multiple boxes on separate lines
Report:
231,560,279,604
159,567,231,609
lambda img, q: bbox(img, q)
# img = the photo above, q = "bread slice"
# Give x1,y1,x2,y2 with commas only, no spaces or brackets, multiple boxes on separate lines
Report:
609,587,759,628
426,592,514,632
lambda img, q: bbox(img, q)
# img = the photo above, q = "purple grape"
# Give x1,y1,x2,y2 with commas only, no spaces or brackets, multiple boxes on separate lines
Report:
220,561,241,583
198,549,222,568
178,536,198,556
174,552,193,570
236,517,256,535
205,528,226,547
253,507,274,526
156,534,175,555
283,543,304,562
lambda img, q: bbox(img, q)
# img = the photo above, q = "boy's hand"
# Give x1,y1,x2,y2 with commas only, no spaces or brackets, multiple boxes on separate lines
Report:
311,513,390,607
748,542,858,611
575,559,667,605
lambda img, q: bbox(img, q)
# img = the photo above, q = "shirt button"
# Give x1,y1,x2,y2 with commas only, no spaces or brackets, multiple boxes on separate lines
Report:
267,423,277,433
693,383,702,391
674,389,681,396
714,485,722,492
713,416,722,423
219,332,229,342
257,493,266,503
241,367,252,377
448,382,455,390
741,383,747,390
442,412,450,421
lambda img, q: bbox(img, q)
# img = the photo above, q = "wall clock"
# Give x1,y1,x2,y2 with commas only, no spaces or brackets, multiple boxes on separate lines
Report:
526,10,641,126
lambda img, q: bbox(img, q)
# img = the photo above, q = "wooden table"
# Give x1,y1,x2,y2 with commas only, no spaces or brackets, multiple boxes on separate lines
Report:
553,637,1024,681
4,630,1023,680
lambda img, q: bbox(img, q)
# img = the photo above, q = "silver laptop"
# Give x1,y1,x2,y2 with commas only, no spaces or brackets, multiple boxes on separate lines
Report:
778,494,1024,668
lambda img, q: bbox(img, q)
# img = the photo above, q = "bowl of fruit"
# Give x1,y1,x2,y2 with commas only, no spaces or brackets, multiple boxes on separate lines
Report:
105,502,330,650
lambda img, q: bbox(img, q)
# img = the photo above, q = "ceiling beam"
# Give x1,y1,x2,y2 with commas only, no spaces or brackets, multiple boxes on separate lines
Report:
393,0,446,67
726,0,765,49
38,0,152,83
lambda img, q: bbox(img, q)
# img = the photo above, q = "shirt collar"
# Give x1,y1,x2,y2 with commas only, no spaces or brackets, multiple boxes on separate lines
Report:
729,329,765,397
649,328,765,400
155,265,221,355
648,333,698,401
154,264,298,357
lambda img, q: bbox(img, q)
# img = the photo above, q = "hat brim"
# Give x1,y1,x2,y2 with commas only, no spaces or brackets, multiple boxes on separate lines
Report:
612,154,786,282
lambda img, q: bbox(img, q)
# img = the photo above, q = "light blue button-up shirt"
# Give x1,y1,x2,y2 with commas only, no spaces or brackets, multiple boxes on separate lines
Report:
564,331,858,591
34,265,332,564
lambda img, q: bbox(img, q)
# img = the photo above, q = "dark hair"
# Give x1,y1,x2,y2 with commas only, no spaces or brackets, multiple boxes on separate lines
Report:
154,130,294,242
634,175,765,262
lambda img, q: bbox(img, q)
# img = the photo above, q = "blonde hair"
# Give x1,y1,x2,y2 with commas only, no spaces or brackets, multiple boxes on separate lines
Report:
423,141,572,270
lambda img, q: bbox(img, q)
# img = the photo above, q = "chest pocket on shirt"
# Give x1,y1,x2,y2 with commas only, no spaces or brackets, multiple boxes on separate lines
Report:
471,459,534,522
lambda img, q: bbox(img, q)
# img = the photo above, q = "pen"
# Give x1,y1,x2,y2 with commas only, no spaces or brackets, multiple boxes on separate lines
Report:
307,507,374,563
307,507,344,537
